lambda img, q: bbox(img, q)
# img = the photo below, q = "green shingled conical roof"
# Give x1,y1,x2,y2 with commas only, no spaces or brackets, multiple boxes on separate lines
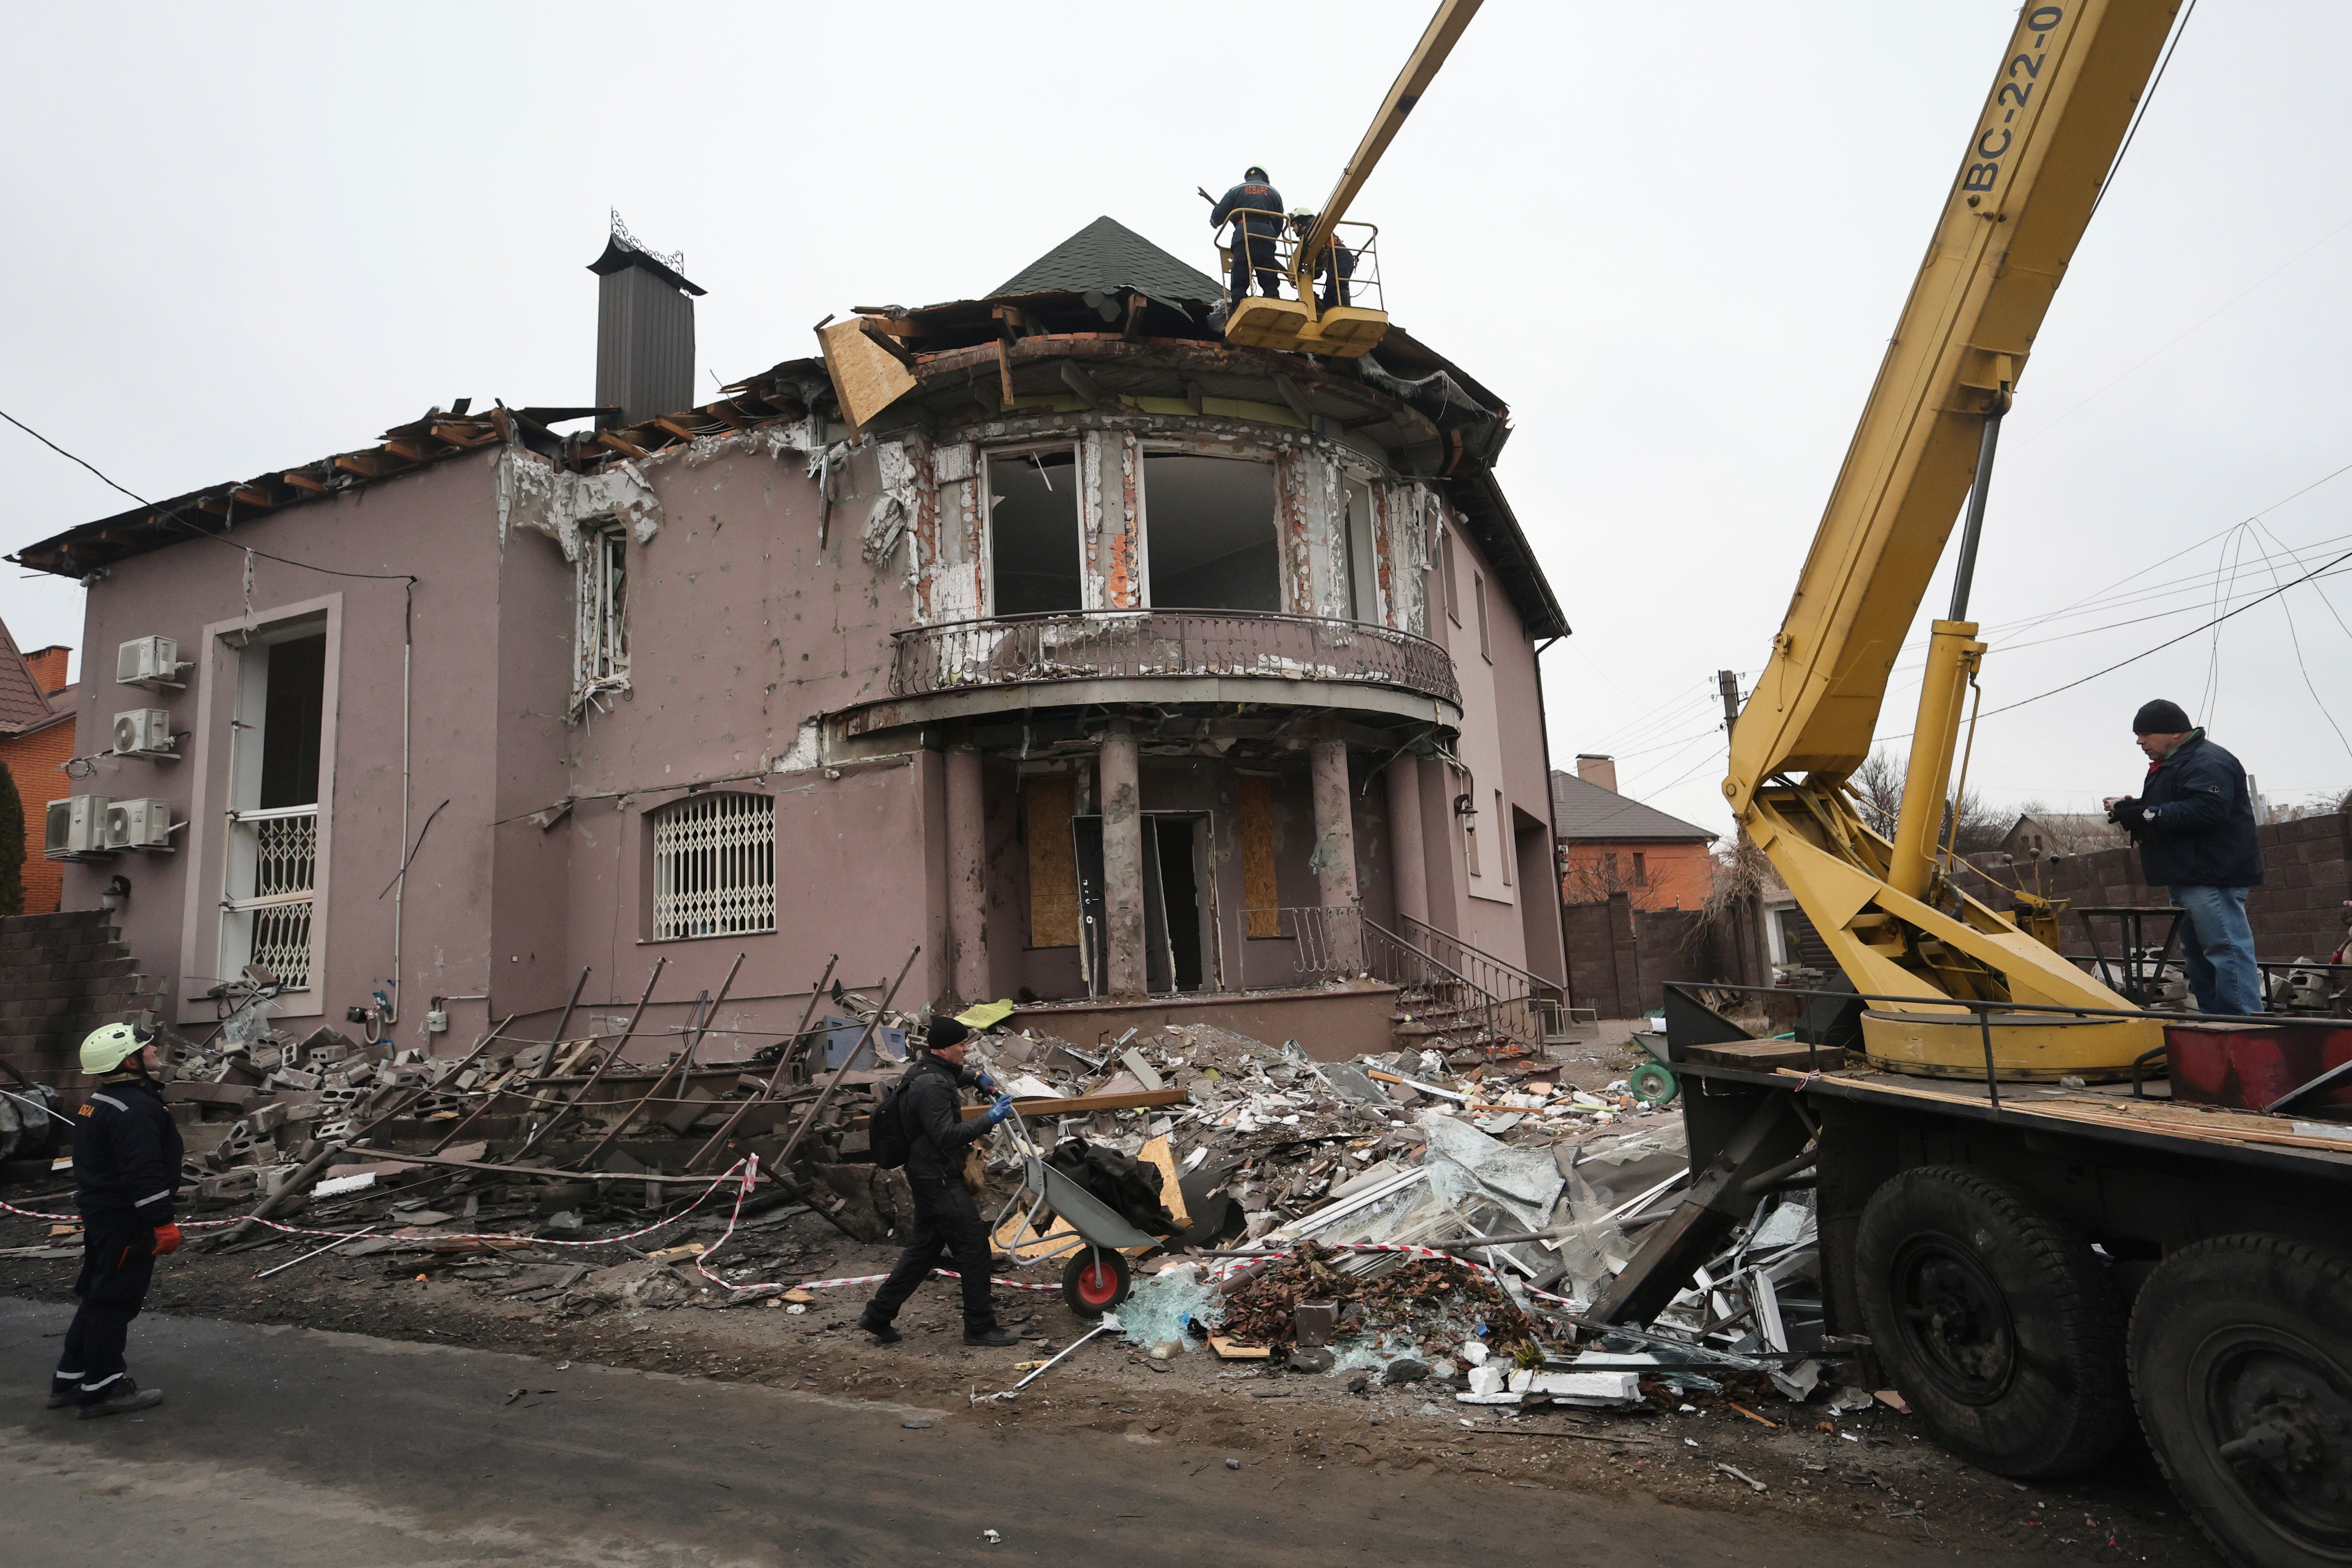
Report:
993,216,1223,306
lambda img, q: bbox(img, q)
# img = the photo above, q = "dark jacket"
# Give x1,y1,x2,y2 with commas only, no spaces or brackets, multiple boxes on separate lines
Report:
1210,181,1285,240
2136,731,2264,889
894,1053,994,1182
72,1076,182,1224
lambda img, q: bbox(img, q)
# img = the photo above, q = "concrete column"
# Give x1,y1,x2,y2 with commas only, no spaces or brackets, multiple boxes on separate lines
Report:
1310,736,1364,971
1386,753,1428,930
945,742,988,1004
1099,723,1146,1000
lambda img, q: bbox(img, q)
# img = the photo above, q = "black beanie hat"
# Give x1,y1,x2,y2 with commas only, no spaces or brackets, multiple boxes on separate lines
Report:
926,1016,971,1052
2132,699,2193,735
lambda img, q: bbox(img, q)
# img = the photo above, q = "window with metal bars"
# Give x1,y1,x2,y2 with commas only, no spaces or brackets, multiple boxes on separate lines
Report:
650,792,777,940
573,523,630,716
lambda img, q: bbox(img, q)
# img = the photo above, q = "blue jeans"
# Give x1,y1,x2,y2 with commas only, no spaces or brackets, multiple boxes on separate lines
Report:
2170,885,2262,1016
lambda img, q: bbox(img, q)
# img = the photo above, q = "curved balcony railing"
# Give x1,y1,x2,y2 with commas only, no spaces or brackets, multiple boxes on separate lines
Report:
889,609,1461,707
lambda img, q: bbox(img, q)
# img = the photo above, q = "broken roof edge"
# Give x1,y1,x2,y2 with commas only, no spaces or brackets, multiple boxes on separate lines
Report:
9,408,513,580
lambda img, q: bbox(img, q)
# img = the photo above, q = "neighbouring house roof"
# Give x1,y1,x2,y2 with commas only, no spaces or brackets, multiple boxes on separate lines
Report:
992,216,1225,307
0,619,66,736
1550,769,1717,844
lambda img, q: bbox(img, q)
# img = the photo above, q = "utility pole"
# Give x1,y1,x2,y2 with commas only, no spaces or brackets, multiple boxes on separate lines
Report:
1718,670,1773,990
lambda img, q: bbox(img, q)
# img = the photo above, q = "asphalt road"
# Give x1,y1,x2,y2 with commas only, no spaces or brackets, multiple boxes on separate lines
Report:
1,1298,2022,1567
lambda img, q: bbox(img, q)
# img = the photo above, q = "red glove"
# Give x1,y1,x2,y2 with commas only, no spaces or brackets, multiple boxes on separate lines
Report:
151,1223,182,1256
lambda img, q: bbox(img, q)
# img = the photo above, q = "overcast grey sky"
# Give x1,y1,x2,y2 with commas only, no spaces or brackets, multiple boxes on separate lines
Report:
5,2,2348,840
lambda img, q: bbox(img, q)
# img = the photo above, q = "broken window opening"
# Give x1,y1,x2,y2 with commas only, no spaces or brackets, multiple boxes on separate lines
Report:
989,446,1083,616
1141,452,1280,613
573,522,630,717
1474,571,1492,661
1340,475,1379,624
1633,851,1648,887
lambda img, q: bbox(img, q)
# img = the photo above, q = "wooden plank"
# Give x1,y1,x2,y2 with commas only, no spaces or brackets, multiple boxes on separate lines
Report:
1026,776,1080,947
849,1087,1187,1131
1239,775,1281,937
818,317,918,431
1685,1041,1844,1072
1139,1133,1190,1229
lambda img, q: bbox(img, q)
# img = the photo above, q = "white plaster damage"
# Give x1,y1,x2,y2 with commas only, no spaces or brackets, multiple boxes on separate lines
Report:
860,439,920,575
495,447,663,562
764,717,824,775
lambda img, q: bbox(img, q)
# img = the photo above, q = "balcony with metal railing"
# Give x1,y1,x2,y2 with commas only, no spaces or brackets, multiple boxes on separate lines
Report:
886,609,1460,711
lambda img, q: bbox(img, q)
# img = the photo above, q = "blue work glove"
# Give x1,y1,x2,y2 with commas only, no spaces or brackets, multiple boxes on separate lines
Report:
985,1095,1016,1127
976,1071,1000,1095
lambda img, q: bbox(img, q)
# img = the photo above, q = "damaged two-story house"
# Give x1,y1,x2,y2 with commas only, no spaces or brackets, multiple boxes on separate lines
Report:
13,215,1569,1061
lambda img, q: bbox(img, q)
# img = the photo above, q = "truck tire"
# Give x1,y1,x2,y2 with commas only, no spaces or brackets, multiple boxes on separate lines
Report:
2128,1234,2352,1568
1854,1165,2131,1477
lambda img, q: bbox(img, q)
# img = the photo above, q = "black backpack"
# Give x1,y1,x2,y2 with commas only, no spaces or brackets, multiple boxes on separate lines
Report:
867,1062,924,1170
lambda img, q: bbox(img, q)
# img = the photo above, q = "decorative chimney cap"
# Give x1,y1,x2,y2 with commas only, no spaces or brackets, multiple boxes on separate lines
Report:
587,209,705,297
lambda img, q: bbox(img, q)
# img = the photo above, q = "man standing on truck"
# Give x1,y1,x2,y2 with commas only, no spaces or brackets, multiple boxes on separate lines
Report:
856,1017,1020,1348
2107,699,2265,1015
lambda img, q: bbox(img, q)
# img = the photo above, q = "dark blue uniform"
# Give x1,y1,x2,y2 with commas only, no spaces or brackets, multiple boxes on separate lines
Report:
58,1076,181,1404
1211,179,1286,306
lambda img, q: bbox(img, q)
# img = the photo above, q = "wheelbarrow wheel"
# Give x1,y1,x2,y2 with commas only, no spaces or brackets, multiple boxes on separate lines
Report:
1628,1060,1679,1106
1062,1248,1131,1317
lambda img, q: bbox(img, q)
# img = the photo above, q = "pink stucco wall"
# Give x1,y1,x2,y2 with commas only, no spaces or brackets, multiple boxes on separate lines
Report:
56,419,1561,1059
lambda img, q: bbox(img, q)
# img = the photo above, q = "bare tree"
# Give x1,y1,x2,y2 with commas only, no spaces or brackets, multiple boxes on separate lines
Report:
1844,747,2005,853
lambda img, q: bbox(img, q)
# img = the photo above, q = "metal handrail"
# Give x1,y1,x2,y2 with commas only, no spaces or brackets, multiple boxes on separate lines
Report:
889,608,1460,706
1396,912,1564,996
1255,903,1545,1053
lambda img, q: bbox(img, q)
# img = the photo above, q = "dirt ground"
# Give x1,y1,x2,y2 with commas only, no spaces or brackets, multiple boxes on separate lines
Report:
0,1186,2218,1565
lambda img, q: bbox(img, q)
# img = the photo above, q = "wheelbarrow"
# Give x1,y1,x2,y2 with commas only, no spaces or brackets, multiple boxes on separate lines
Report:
989,1110,1162,1317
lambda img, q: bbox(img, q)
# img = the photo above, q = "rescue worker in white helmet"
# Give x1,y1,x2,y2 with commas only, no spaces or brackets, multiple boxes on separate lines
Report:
49,1022,181,1417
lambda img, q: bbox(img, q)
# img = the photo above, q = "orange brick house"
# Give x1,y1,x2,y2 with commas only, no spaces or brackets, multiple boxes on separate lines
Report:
1552,755,1716,911
0,624,77,915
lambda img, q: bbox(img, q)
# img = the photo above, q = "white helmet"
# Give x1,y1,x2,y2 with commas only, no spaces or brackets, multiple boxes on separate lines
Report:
80,1022,154,1076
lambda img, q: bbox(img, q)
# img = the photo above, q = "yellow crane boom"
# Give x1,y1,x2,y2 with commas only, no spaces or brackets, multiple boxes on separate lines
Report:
1726,1,2183,1079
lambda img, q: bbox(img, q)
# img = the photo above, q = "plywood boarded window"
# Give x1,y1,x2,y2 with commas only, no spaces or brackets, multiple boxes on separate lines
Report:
1026,775,1080,946
1238,774,1281,937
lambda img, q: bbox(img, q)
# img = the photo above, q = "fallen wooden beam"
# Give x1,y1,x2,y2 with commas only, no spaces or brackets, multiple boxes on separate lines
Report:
847,1086,1187,1131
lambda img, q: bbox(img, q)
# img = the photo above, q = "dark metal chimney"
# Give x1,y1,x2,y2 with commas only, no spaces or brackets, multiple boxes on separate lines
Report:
587,212,705,427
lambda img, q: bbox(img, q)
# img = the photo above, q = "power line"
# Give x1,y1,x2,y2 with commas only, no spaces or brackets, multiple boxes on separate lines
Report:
2084,0,2196,224
1974,545,2352,722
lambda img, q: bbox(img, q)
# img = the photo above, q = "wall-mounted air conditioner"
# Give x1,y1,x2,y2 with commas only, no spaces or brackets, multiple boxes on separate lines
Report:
44,796,112,858
112,708,176,758
116,635,185,690
103,798,177,852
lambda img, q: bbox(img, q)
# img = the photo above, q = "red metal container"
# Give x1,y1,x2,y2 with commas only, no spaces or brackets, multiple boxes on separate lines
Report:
2163,1022,2352,1112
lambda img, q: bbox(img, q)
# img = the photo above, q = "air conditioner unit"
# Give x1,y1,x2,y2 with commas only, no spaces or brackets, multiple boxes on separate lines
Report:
103,798,176,851
116,635,182,688
44,796,111,858
112,708,174,757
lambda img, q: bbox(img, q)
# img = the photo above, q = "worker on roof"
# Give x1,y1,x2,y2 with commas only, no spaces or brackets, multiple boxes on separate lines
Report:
1206,166,1286,307
1289,209,1357,310
51,1023,181,1418
2107,699,2266,1016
